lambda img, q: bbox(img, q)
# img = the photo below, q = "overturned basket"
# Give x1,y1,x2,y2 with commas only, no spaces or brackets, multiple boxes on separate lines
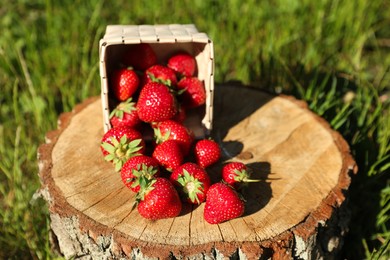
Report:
99,24,214,137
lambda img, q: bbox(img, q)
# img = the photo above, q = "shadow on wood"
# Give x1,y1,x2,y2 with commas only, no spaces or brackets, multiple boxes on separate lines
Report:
212,83,274,142
211,83,275,219
242,161,273,217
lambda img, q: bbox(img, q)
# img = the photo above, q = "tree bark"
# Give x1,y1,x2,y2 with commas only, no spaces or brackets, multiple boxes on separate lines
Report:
38,84,357,259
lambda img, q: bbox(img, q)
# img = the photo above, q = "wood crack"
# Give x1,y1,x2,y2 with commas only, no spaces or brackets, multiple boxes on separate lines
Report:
137,222,149,240
242,217,260,241
112,210,132,229
79,186,124,213
217,224,225,242
62,172,115,199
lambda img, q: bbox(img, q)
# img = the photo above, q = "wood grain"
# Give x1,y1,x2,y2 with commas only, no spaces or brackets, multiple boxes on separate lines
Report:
39,85,357,259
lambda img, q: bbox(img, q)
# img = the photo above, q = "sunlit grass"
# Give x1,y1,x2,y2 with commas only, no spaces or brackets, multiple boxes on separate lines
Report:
0,0,389,258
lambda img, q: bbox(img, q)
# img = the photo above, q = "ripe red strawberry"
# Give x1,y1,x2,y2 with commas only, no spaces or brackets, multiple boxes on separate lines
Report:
153,120,194,156
136,82,178,123
204,182,245,224
143,65,178,87
172,105,186,123
109,98,141,128
152,140,183,171
110,68,140,101
120,155,160,192
100,126,146,171
170,162,210,204
137,177,182,220
167,52,197,78
222,162,259,188
177,77,206,108
121,43,157,71
194,139,221,168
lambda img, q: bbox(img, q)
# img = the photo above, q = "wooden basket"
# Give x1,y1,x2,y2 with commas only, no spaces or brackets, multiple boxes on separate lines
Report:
99,24,214,137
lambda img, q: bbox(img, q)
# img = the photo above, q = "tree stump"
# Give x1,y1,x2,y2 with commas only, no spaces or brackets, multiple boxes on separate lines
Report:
38,84,357,259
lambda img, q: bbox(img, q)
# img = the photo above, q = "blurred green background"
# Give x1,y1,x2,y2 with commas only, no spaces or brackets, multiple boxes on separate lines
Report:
0,0,389,259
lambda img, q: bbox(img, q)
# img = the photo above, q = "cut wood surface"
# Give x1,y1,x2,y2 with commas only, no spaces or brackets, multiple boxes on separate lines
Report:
38,84,357,259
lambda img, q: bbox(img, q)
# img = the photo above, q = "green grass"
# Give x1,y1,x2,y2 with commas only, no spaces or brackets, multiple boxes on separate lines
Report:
0,0,389,259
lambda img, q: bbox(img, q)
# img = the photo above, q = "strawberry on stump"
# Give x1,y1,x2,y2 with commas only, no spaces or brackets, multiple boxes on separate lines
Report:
153,120,194,156
177,77,206,109
136,177,182,220
109,98,141,129
204,182,245,224
136,82,178,123
152,140,183,172
170,162,211,204
194,139,221,168
100,126,145,172
121,43,157,71
143,64,178,87
120,155,160,193
110,67,140,102
222,162,259,188
167,52,197,78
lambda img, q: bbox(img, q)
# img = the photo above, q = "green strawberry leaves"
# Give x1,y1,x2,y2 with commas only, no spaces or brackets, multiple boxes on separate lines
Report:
148,72,172,87
102,136,143,172
109,98,137,120
129,163,159,190
153,127,171,144
177,169,204,204
132,177,157,211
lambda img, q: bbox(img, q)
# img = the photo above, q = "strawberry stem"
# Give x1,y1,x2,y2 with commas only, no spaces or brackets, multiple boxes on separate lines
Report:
177,169,204,204
101,137,143,172
148,72,172,87
109,98,137,120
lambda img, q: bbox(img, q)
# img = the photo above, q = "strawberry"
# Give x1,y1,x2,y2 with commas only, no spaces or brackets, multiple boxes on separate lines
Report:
153,120,194,156
170,162,210,204
100,126,146,171
194,139,221,168
152,140,183,171
177,77,206,108
167,52,197,78
137,177,182,220
136,82,178,123
121,43,157,71
109,98,141,128
204,182,245,224
143,65,178,87
120,155,160,192
172,105,186,123
110,68,140,101
222,162,259,188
